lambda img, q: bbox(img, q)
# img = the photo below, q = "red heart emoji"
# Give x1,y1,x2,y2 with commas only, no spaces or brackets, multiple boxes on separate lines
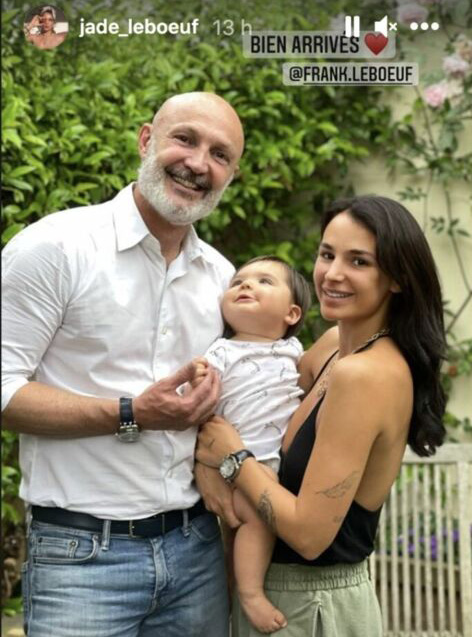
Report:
364,33,388,55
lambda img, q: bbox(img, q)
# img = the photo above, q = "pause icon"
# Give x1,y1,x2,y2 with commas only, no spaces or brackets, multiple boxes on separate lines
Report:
345,15,360,37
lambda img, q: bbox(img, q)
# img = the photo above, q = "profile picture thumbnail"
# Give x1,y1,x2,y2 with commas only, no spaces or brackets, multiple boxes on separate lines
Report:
24,5,68,50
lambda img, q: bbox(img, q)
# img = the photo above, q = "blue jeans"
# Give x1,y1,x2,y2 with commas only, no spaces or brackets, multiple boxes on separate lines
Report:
22,513,229,637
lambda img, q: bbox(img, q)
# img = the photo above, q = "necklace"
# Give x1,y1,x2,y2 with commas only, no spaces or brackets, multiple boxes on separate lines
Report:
315,328,390,398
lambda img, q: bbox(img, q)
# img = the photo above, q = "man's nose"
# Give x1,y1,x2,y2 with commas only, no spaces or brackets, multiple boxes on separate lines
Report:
183,147,210,175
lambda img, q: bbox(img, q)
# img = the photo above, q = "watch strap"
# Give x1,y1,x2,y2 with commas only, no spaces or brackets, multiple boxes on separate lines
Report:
233,449,255,464
117,397,140,442
119,397,136,425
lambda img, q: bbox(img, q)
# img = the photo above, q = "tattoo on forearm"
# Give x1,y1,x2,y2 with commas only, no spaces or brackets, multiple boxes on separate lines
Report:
257,490,277,532
315,471,360,499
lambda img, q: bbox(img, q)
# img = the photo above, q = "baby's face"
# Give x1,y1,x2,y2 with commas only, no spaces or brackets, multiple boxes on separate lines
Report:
222,261,296,339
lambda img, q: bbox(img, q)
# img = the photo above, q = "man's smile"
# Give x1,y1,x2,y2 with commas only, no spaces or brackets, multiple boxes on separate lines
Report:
166,168,210,194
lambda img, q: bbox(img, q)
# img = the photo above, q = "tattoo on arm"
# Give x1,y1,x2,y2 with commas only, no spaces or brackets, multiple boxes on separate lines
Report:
315,471,360,499
257,489,277,532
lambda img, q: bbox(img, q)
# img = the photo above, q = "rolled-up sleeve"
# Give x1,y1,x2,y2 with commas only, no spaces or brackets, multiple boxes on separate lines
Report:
1,229,70,411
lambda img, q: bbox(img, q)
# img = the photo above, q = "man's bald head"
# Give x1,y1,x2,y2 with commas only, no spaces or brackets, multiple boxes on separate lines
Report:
151,92,244,161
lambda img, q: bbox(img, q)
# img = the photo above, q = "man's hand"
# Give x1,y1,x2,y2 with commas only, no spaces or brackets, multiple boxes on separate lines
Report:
190,357,210,388
194,461,241,529
134,361,220,431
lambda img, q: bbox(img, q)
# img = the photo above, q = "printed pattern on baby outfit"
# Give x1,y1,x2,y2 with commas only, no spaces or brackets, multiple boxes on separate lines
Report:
204,337,304,464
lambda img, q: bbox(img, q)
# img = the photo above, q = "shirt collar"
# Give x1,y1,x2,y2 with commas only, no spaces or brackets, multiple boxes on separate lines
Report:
112,183,150,252
112,183,204,262
181,225,203,262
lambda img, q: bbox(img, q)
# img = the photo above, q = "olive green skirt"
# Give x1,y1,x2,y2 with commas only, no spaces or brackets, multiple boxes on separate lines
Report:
232,560,382,637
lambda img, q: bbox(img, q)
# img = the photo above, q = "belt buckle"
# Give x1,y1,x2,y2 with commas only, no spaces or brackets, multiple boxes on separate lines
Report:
129,520,136,538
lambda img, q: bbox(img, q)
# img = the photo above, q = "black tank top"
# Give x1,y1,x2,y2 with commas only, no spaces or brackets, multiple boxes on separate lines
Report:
272,346,383,566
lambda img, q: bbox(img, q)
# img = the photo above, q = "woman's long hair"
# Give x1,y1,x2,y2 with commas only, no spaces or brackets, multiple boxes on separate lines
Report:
322,196,446,456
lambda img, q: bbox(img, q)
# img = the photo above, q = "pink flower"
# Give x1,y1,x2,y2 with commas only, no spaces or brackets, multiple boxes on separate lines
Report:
443,54,470,78
397,3,429,25
423,81,449,108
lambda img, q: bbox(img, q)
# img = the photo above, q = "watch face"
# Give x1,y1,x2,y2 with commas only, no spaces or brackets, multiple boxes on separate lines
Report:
219,456,236,481
117,424,140,443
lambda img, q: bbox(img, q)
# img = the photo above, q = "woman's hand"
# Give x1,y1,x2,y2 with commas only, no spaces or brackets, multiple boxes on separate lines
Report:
196,415,245,468
25,14,41,36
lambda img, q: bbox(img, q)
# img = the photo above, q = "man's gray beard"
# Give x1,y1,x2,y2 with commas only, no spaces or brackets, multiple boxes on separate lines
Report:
137,146,230,226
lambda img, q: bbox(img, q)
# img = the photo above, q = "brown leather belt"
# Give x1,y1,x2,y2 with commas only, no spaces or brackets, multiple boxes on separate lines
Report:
31,500,207,538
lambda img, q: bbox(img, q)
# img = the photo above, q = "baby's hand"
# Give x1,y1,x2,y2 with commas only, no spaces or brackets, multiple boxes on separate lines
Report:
191,357,210,388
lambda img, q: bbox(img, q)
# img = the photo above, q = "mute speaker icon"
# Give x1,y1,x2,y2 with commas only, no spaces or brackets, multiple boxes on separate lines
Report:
374,15,389,37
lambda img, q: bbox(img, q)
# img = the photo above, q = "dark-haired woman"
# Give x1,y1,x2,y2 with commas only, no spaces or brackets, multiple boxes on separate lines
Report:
25,6,66,49
196,196,446,636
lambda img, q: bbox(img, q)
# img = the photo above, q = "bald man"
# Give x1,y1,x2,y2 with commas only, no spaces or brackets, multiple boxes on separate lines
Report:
2,92,244,636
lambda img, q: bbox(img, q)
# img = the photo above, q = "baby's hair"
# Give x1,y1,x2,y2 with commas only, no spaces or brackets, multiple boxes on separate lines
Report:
226,255,312,338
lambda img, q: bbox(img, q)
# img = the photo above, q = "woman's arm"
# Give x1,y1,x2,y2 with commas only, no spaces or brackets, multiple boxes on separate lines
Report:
197,356,387,560
25,14,41,39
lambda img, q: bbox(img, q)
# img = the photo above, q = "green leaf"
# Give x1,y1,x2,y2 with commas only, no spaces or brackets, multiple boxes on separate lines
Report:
2,223,25,244
83,151,115,166
2,129,22,149
8,166,37,178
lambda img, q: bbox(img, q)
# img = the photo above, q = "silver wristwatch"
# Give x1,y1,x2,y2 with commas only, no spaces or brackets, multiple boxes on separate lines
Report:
116,397,140,443
219,449,255,483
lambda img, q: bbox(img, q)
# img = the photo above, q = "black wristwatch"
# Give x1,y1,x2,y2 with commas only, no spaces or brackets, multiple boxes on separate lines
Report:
116,397,140,443
219,449,255,483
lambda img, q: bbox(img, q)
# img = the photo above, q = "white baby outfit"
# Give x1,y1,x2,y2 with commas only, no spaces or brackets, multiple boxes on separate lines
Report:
204,337,304,469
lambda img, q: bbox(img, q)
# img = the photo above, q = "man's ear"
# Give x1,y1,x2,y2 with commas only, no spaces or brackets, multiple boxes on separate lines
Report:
138,123,152,158
285,304,302,327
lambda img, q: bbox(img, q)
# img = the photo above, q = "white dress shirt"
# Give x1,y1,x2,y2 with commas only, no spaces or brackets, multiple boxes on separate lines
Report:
1,184,234,519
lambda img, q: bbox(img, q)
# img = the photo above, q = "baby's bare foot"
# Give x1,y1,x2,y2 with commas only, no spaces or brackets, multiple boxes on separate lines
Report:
239,590,287,634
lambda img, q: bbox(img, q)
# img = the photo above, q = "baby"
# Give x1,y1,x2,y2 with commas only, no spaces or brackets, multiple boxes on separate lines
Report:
194,255,311,633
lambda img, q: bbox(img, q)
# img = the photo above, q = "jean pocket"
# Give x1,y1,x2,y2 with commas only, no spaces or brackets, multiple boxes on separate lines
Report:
190,513,221,543
31,526,99,565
